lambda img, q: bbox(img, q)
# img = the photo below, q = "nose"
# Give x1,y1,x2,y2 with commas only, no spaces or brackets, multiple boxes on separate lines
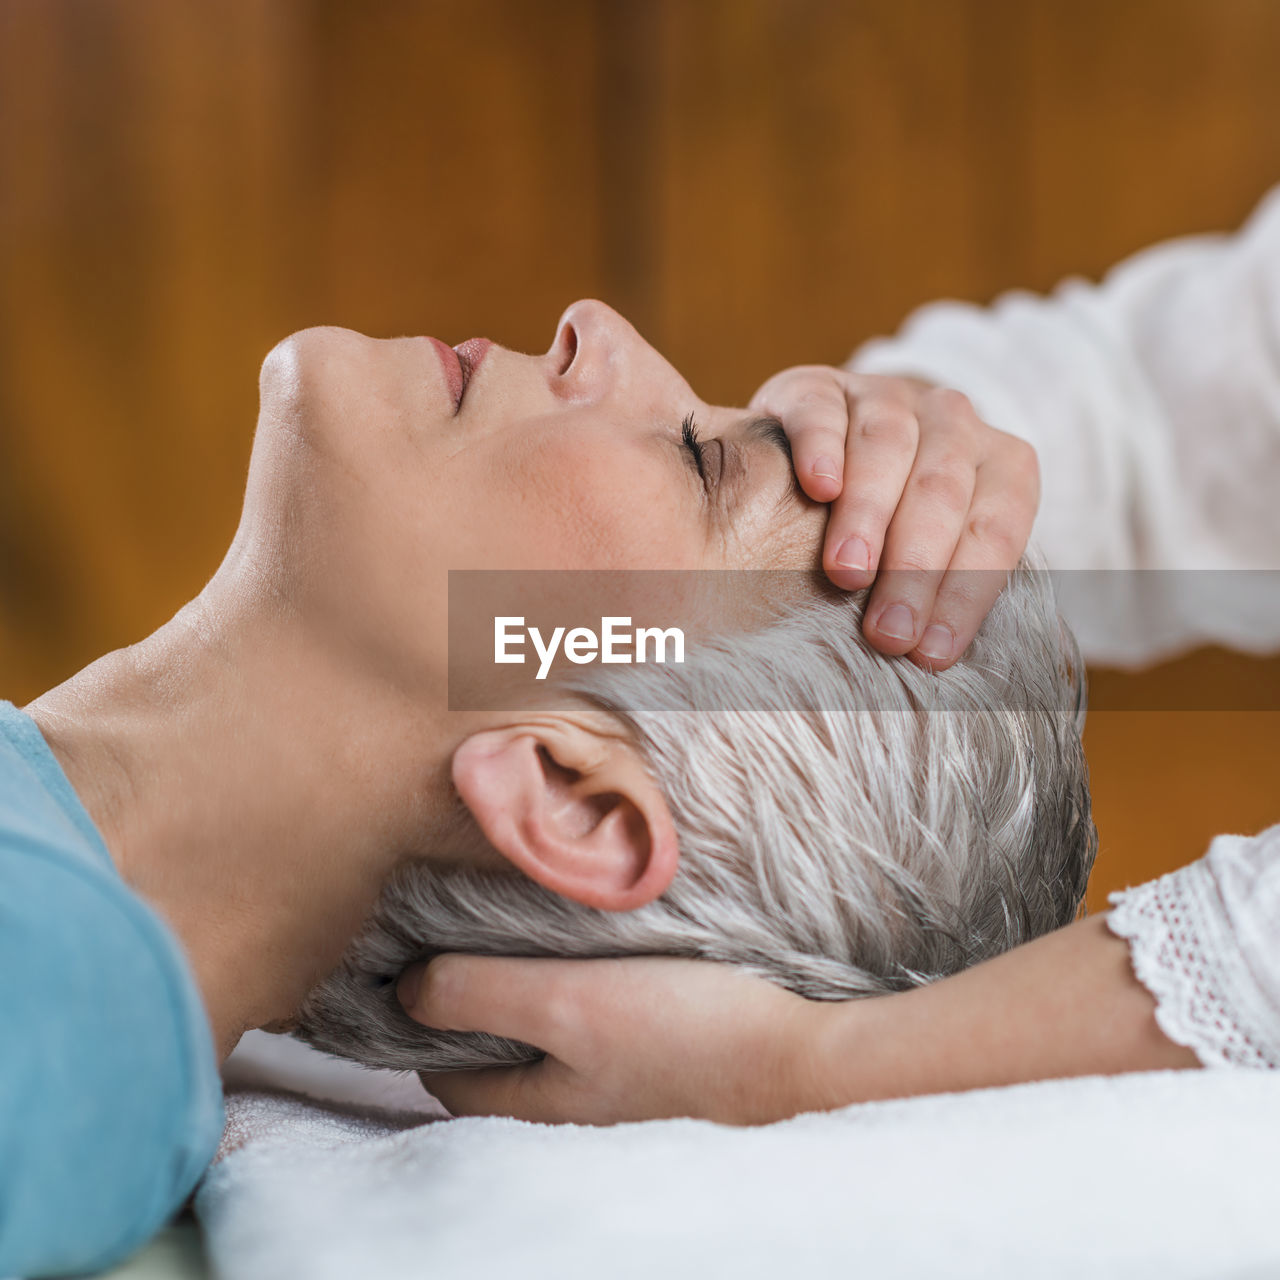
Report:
546,299,655,404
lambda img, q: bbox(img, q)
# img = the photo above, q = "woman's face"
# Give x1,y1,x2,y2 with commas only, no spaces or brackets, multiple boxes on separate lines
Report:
235,300,826,693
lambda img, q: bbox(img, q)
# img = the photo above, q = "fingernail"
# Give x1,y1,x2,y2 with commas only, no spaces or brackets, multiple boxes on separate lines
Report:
917,624,955,662
876,603,916,642
834,536,870,572
397,965,424,1012
812,454,839,481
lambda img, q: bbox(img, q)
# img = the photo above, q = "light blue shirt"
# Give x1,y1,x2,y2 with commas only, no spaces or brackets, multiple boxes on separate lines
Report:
0,702,223,1277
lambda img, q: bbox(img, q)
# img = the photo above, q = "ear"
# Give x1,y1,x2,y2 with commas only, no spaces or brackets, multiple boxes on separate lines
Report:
451,721,679,911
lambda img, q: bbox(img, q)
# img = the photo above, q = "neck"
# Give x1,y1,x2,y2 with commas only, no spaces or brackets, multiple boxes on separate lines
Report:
26,583,455,1059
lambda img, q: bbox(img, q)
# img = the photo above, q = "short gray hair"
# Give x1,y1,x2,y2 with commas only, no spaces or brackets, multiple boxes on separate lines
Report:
295,562,1095,1071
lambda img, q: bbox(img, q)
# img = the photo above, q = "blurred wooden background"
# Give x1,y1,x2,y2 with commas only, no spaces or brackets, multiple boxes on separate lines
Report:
2,0,1279,908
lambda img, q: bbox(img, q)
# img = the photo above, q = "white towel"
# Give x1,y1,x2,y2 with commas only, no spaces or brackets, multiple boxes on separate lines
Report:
200,1032,1280,1280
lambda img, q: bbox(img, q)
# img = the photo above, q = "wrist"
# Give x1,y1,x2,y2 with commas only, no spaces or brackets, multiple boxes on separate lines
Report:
784,995,880,1115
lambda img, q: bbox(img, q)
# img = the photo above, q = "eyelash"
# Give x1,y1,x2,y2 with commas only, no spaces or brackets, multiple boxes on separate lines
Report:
681,411,707,483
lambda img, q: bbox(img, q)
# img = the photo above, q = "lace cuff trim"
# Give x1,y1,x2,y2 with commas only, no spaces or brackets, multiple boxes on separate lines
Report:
1108,860,1279,1069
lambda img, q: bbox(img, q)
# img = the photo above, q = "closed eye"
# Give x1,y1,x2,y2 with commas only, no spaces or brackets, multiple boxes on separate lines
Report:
680,411,708,484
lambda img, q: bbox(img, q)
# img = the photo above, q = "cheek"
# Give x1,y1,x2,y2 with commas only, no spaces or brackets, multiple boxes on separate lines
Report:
728,499,828,571
486,435,701,569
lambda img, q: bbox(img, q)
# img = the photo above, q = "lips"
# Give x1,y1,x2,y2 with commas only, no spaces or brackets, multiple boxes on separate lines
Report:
453,338,492,405
426,337,463,409
425,336,493,412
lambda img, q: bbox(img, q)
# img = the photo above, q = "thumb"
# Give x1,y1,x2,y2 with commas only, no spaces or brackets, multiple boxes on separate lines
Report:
397,953,585,1057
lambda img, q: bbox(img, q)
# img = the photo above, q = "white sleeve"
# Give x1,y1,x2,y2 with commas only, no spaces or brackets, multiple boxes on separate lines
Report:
1106,829,1280,1069
850,186,1280,665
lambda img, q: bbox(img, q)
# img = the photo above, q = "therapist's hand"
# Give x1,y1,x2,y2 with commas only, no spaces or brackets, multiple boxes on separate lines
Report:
748,368,1040,669
397,954,835,1126
398,918,1199,1127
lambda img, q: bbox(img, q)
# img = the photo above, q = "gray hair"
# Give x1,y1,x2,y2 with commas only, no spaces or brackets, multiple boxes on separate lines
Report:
295,562,1095,1071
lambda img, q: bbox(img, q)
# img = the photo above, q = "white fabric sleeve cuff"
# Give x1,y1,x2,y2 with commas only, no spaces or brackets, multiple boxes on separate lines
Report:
1107,832,1280,1069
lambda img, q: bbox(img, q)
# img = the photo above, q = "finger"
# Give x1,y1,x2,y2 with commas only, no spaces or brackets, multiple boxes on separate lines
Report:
908,564,1008,672
750,370,848,503
419,1061,557,1122
422,1061,623,1126
822,397,920,591
862,408,980,655
398,953,592,1062
911,444,1039,669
